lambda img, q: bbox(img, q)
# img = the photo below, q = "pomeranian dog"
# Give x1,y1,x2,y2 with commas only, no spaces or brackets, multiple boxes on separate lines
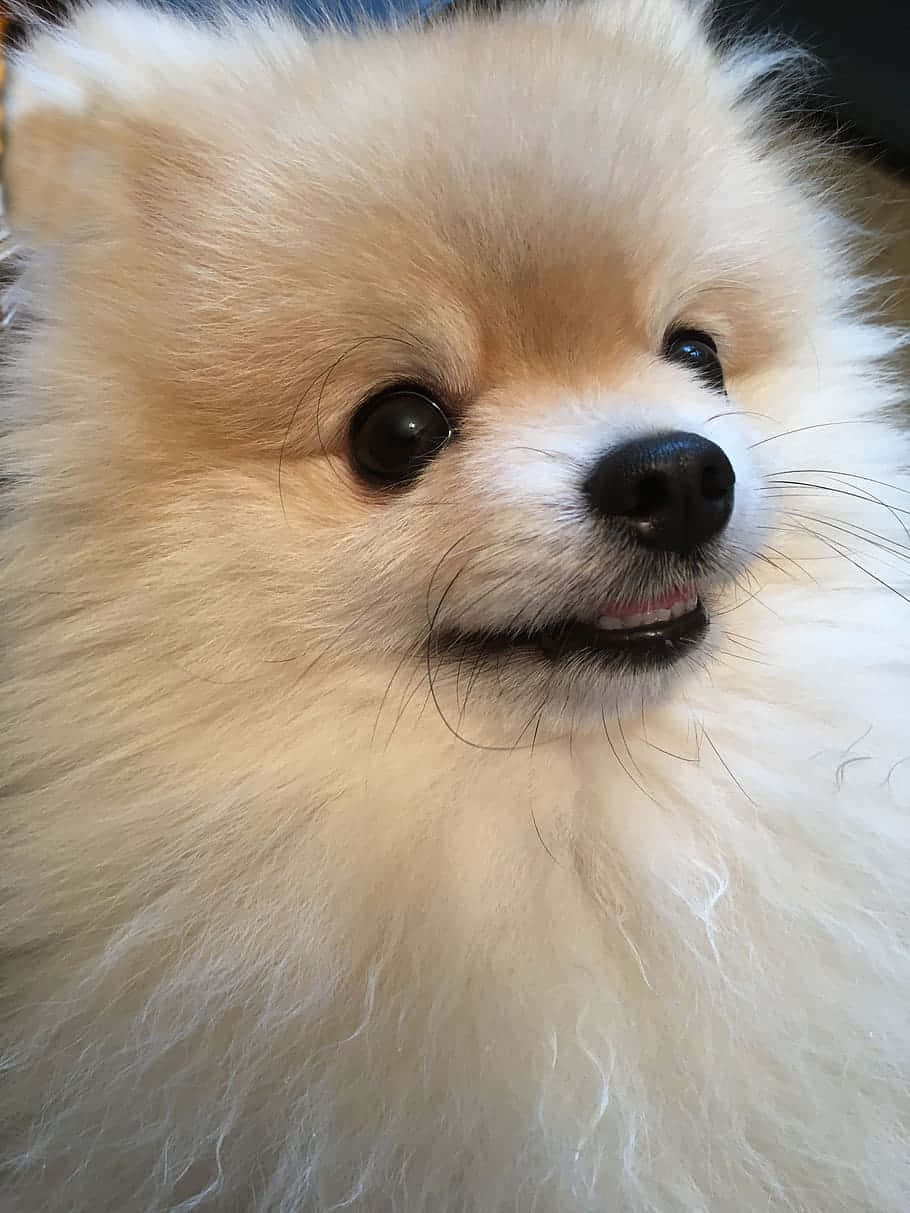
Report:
2,0,909,1209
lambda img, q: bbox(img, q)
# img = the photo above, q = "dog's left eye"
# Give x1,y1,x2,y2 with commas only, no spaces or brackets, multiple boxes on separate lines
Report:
663,328,725,394
350,388,453,485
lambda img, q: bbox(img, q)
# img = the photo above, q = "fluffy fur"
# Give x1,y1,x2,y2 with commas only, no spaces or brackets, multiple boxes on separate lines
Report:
2,2,909,1210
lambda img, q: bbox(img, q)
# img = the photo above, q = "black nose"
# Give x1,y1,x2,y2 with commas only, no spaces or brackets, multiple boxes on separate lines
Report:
584,430,735,554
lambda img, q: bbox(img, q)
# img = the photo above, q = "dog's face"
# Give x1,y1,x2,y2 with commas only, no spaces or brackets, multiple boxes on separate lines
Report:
8,0,831,743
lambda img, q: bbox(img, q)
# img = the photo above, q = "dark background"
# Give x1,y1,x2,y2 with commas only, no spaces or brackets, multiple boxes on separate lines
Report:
710,0,909,173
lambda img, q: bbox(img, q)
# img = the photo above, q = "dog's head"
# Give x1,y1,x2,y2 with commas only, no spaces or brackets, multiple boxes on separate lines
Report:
5,0,873,743
6,13,910,1207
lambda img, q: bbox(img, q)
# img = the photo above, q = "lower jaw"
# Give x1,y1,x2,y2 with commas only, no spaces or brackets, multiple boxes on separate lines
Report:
438,601,709,671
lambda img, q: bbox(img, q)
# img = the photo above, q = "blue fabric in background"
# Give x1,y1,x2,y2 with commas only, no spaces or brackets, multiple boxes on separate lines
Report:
286,0,443,22
156,0,446,27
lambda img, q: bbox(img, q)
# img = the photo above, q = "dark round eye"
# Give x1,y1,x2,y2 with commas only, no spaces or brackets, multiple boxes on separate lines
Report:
663,328,725,394
350,387,453,484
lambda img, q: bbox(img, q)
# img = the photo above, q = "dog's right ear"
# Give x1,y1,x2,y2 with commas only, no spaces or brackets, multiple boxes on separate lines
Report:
4,2,218,245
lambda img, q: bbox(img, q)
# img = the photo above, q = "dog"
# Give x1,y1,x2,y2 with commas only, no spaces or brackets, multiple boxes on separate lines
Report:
2,1,909,1209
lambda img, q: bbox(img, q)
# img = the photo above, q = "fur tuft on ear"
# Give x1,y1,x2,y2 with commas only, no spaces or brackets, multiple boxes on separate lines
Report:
3,2,224,243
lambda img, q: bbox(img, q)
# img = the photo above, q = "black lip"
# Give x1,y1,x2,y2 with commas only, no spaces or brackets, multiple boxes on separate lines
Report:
438,601,709,669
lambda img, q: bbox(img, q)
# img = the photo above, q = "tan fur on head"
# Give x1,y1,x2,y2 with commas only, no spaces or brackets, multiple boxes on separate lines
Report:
2,3,910,1211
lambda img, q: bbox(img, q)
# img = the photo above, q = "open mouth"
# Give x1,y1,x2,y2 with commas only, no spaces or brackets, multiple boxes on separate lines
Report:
440,584,708,669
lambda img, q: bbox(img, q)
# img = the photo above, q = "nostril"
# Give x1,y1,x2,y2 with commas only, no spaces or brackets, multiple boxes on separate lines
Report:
631,472,671,518
701,462,734,502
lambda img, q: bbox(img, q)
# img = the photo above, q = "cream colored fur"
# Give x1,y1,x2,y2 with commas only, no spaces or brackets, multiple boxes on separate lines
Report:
2,2,909,1210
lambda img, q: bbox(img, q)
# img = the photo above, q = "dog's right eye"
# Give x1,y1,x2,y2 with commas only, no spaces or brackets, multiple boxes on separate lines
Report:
350,388,453,485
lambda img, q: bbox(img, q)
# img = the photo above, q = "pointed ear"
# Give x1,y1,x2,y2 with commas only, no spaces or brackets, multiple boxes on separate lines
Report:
3,2,217,245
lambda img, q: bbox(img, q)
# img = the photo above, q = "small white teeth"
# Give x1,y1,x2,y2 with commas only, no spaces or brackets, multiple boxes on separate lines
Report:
598,616,629,631
596,595,698,632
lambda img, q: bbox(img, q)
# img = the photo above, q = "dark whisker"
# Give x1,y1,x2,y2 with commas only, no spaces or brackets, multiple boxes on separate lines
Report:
314,353,362,490
638,732,701,763
278,365,332,523
789,522,910,607
425,658,537,753
704,408,777,425
749,550,801,581
387,658,437,749
702,728,757,807
424,533,475,625
782,512,910,563
834,754,872,790
457,646,488,726
712,581,771,618
445,567,536,634
424,569,561,751
507,446,585,468
762,478,910,537
372,634,427,749
529,711,544,759
767,468,910,499
757,542,817,582
881,756,910,789
716,647,769,667
723,631,764,654
639,699,702,763
749,419,876,450
513,688,554,752
602,709,665,809
615,706,646,783
530,807,561,865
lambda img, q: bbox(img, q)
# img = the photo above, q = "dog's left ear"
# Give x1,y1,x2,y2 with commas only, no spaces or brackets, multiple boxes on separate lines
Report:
4,2,215,245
